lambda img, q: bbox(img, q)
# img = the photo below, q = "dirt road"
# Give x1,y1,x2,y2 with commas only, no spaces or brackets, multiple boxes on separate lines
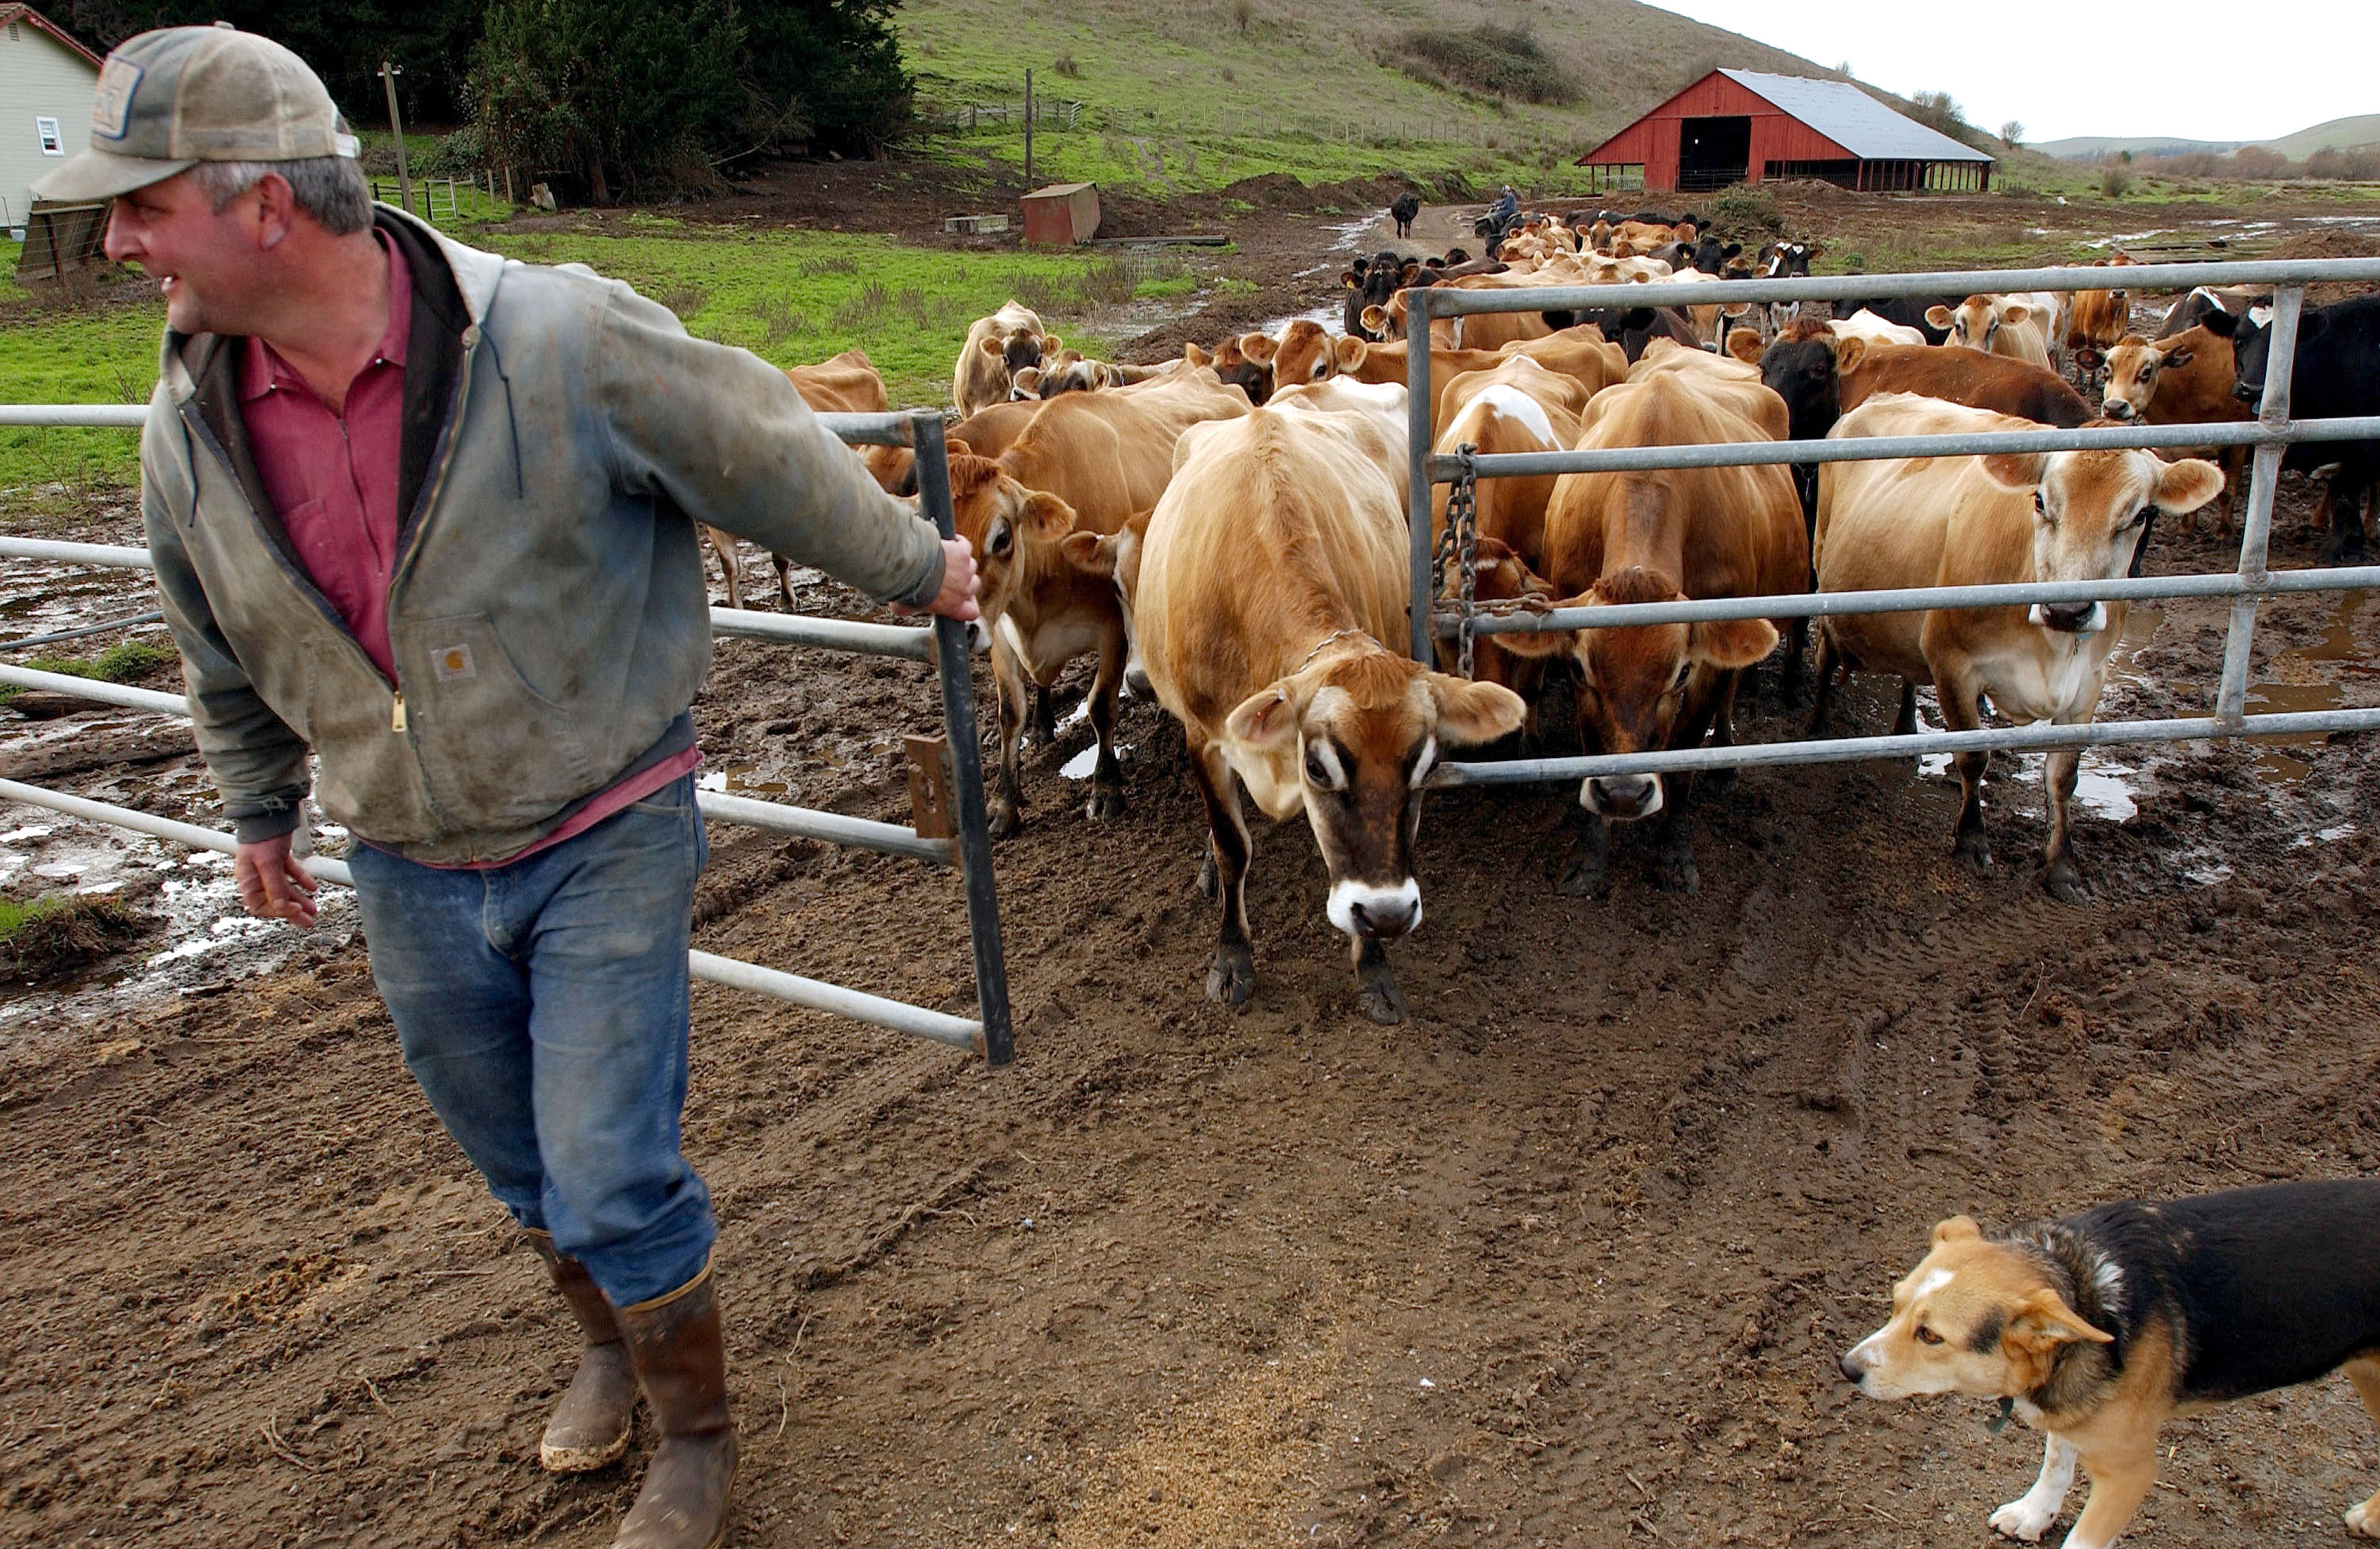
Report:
2,182,2378,1548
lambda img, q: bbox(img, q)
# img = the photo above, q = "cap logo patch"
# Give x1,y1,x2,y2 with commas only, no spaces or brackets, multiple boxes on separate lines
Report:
433,644,476,682
92,57,143,140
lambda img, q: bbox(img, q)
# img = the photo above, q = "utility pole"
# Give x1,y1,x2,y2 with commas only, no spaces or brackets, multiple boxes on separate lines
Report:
1023,68,1035,187
378,60,413,218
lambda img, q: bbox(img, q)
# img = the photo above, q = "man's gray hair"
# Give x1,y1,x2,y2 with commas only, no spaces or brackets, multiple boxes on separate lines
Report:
191,156,372,236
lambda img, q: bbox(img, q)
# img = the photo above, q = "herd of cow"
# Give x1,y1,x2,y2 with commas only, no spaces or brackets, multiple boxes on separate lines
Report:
733,208,2378,1024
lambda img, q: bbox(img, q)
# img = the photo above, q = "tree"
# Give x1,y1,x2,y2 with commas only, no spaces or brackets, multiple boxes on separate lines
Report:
738,0,916,158
471,0,744,202
1999,120,2025,148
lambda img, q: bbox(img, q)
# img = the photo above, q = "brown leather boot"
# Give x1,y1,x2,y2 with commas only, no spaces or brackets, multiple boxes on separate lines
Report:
613,1260,737,1549
523,1230,637,1473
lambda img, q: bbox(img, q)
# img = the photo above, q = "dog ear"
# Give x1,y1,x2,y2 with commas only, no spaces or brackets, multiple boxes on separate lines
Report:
2008,1286,2113,1351
1930,1215,1982,1247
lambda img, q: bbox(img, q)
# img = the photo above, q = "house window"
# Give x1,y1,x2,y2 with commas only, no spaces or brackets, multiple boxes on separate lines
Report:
37,116,63,155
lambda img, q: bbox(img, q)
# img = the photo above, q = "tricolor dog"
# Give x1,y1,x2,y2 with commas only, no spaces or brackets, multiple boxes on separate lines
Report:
1841,1181,2380,1548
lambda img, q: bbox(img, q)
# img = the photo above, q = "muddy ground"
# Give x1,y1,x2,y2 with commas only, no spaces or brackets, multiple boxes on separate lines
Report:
2,181,2379,1549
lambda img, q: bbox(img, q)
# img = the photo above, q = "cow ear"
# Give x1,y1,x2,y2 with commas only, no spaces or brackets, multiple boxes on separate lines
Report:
2001,303,2033,328
2198,308,2237,339
1924,306,1954,330
1833,336,1867,373
1930,1215,1983,1247
1688,617,1778,670
1360,305,1390,336
1184,341,1214,367
1722,242,1742,259
1425,674,1526,746
1224,683,1300,751
1058,529,1114,578
1024,490,1076,539
980,336,1005,357
1485,601,1591,658
1726,329,1764,364
1804,246,1823,261
1332,336,1368,372
2072,348,2102,371
1342,270,1361,290
1042,333,1062,354
2154,457,2225,515
2008,1287,2113,1351
1979,451,2049,489
2163,345,2194,367
1239,332,1278,366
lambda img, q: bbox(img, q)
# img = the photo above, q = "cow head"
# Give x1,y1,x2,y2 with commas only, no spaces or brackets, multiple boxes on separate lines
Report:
1211,332,1276,403
1758,320,1845,444
1928,296,2032,354
943,454,1081,628
2225,306,2320,406
1265,319,1342,388
982,328,1059,377
1491,565,1777,821
1980,441,2224,633
1226,642,1523,939
2097,332,2190,421
1758,241,1817,279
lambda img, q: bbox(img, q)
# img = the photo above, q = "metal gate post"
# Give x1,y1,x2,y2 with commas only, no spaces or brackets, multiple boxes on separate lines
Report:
1406,286,1436,661
2215,284,2303,725
910,409,1015,1066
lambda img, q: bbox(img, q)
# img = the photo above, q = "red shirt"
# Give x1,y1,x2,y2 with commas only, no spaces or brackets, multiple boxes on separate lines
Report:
239,235,698,866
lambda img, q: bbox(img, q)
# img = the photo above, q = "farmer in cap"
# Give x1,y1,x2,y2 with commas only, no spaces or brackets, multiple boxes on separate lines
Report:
36,24,977,1549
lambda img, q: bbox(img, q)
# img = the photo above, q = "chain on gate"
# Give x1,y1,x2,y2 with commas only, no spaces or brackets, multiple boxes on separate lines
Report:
1430,443,1481,679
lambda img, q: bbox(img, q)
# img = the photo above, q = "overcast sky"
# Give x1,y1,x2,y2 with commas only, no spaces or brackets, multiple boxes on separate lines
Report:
1652,0,2370,145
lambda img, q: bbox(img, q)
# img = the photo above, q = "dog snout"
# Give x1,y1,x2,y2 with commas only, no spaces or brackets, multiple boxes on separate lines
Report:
1838,1349,1868,1385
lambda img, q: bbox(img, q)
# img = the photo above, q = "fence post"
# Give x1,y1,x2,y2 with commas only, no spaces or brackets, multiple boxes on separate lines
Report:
910,410,1015,1067
2214,283,2304,725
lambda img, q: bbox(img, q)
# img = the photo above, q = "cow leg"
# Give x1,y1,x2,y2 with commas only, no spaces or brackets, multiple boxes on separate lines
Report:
1935,669,1991,869
1030,685,1060,745
1557,808,1613,897
1807,630,1842,736
2040,744,2088,904
773,553,796,612
1188,739,1256,1007
1892,681,1918,738
2320,469,2371,567
987,634,1030,840
1653,673,1731,895
1702,670,1741,794
1351,936,1406,1025
1083,619,1129,821
705,525,743,612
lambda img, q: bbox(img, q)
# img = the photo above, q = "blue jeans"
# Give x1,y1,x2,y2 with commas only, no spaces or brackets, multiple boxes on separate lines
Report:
347,773,714,1307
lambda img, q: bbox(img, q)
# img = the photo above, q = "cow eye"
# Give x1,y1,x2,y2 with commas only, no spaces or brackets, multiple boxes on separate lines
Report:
1915,1325,1945,1346
1303,744,1342,789
985,518,1013,559
2033,491,2047,515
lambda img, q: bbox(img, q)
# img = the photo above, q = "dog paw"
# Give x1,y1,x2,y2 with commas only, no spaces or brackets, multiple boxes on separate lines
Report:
2346,1498,2380,1538
1989,1500,2058,1543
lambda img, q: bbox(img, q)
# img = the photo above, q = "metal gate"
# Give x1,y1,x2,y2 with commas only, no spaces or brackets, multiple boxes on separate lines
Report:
1401,256,2380,787
0,406,1015,1065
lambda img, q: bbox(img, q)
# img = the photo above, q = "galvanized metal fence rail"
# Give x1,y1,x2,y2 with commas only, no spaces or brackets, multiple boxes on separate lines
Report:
1401,256,2380,787
0,406,1014,1064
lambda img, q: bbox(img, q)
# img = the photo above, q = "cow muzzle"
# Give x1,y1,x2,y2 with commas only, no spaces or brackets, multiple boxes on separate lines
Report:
2030,601,2106,635
1583,774,1664,821
1326,878,1422,940
2101,399,2136,421
2234,379,2262,403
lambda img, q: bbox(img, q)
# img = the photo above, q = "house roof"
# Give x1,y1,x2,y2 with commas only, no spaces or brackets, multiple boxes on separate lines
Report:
1717,70,1993,163
0,4,105,70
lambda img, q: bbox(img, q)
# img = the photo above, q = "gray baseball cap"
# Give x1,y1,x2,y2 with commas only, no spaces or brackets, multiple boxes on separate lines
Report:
30,23,359,205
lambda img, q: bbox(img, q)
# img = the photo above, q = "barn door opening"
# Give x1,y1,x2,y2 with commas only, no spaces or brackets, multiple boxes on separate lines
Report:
1678,115,1751,191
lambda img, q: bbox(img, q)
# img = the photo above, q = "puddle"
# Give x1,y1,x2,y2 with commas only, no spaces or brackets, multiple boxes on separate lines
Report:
2293,821,2358,850
2244,590,2370,782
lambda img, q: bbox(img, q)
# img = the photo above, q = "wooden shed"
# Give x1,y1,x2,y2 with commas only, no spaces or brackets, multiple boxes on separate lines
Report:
1576,69,1993,195
1021,182,1099,246
0,3,103,235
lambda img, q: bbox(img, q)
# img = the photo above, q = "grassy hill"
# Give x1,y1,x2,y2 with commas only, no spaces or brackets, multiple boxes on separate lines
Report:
2033,113,2379,164
897,0,1854,193
2265,113,2380,160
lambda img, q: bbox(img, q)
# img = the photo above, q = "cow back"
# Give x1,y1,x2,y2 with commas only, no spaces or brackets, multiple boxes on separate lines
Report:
1841,344,2092,428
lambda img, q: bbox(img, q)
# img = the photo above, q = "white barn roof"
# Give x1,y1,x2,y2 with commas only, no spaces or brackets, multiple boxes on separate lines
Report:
1718,70,1994,163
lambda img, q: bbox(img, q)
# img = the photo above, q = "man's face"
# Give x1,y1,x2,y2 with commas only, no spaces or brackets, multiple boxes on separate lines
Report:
103,171,269,336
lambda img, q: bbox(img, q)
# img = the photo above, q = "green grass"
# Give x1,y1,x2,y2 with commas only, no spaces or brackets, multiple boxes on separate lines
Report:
0,891,144,981
0,640,175,709
0,223,1203,492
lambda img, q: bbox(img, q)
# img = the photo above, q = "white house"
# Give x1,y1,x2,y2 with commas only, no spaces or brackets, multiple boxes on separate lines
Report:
0,4,102,235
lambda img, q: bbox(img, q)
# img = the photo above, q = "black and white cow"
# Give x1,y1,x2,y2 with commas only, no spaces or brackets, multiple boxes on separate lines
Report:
2216,293,2380,563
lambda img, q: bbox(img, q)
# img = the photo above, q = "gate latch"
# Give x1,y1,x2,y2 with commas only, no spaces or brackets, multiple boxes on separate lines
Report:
904,733,954,839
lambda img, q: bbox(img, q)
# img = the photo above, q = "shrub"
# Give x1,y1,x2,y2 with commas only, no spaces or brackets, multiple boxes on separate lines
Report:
1391,25,1576,106
1710,183,1783,236
1230,0,1252,34
752,298,808,344
2100,165,2134,198
659,285,712,321
1052,52,1080,79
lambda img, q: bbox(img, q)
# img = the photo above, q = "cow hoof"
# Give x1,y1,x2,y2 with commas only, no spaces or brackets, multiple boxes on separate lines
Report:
1206,947,1254,1007
988,803,1023,840
1557,857,1607,897
2040,860,2087,905
2320,535,2367,567
1357,973,1407,1026
1654,848,1700,895
1196,855,1219,899
1086,783,1127,821
1955,828,1991,870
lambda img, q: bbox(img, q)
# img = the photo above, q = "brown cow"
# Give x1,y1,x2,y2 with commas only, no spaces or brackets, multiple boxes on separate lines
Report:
954,300,1059,417
707,348,908,610
1126,383,1523,1023
947,370,1250,835
2098,329,2252,533
1928,294,2056,371
1734,330,2097,430
2064,253,2140,382
1812,394,2223,898
1260,325,1511,433
1490,367,1807,897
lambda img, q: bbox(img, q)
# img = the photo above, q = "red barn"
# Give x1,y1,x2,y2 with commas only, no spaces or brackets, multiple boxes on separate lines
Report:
1576,69,1994,195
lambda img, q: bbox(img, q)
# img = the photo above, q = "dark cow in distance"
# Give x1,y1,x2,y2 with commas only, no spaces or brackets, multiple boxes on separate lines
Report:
2213,294,2380,562
1390,191,1422,238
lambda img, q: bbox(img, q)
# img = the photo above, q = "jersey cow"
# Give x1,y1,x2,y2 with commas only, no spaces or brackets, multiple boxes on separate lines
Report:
955,300,1058,417
1811,395,2223,898
2097,328,2252,534
1126,382,1524,1024
1488,364,1807,897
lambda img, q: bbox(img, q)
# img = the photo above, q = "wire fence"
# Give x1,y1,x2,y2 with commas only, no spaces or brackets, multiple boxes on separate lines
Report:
925,93,1541,152
1402,256,2380,788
